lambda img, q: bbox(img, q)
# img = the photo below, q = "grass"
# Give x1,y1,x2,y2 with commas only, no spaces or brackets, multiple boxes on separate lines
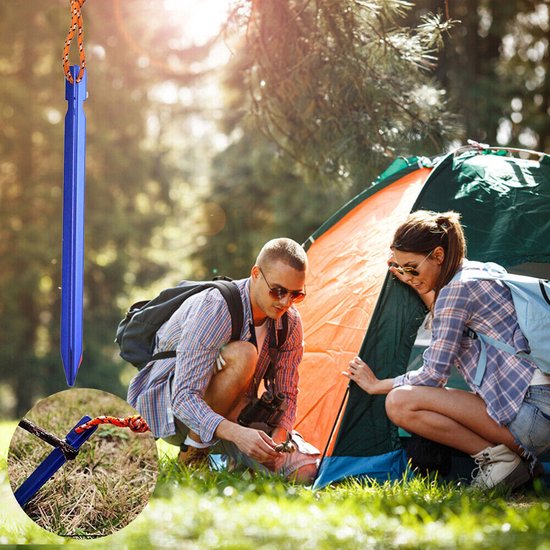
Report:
1,422,549,549
6,389,158,539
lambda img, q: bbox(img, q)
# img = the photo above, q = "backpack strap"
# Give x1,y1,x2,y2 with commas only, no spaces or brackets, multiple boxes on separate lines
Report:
263,313,289,394
151,280,244,362
464,329,531,387
455,263,517,385
213,279,244,342
277,313,288,349
540,279,550,305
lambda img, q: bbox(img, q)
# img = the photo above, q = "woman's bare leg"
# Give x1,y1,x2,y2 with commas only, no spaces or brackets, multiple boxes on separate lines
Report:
385,385,520,455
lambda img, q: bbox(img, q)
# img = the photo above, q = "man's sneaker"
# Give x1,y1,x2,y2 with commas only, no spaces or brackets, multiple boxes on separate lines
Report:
470,444,531,490
178,444,210,468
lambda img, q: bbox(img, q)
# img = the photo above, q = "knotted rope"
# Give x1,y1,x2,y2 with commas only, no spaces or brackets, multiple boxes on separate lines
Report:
75,415,151,434
62,0,87,83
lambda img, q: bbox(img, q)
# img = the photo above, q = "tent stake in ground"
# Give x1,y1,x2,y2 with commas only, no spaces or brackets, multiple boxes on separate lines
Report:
14,416,97,508
13,414,150,508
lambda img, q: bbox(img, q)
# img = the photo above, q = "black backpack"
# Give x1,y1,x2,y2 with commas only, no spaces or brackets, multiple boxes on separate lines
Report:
115,278,244,369
115,278,289,370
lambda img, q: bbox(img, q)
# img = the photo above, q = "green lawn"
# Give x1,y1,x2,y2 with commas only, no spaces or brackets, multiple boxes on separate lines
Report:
1,421,549,549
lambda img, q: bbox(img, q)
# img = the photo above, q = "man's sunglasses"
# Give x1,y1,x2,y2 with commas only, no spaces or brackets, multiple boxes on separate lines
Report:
389,250,433,277
258,267,306,303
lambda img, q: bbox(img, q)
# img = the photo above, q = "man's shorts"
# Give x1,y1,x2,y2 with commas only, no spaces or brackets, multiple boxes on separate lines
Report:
162,417,191,447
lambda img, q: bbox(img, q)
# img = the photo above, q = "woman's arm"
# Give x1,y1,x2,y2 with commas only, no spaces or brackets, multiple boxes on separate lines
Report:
342,356,394,395
395,281,471,388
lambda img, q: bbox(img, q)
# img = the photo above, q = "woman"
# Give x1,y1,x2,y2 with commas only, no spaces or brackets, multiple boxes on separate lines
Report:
344,210,550,490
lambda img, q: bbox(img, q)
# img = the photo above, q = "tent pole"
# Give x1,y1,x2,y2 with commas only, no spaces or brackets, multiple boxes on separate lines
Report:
315,385,350,480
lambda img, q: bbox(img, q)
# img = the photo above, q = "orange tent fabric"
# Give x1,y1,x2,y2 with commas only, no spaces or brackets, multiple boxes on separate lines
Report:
295,168,431,452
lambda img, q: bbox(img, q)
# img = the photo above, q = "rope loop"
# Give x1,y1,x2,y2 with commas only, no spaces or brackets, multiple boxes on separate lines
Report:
62,0,87,83
75,415,151,434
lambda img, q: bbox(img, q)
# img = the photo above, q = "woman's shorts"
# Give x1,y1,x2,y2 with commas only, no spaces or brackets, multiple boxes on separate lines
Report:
506,385,550,460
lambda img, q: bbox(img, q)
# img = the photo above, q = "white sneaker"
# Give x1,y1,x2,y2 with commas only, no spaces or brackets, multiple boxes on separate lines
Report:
470,444,531,490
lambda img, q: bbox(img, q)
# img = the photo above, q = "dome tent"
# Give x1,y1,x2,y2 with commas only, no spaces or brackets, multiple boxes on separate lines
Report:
293,146,550,488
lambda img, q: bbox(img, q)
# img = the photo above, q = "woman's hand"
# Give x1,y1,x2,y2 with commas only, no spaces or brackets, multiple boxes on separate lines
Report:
343,357,394,395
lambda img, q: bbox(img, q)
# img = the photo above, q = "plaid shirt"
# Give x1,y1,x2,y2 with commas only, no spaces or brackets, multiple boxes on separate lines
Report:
394,260,537,425
127,278,303,442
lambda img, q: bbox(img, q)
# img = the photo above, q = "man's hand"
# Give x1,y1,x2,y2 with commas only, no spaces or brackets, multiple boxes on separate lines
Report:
216,420,282,465
271,427,295,453
234,426,282,464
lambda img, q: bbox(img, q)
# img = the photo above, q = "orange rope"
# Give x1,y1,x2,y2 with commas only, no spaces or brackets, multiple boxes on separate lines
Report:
75,415,150,434
62,0,87,83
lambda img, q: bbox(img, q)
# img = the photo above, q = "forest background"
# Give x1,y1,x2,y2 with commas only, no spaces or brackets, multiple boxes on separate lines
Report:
1,0,549,418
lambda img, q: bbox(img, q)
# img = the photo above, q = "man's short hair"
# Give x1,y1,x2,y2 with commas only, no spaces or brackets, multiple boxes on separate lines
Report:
256,238,307,272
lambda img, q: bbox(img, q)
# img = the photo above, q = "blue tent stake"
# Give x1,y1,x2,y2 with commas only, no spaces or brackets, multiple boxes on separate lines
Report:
61,65,87,386
14,416,97,508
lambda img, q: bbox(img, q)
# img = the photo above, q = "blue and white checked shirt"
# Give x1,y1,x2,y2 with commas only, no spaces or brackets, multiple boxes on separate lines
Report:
127,278,303,442
394,261,537,426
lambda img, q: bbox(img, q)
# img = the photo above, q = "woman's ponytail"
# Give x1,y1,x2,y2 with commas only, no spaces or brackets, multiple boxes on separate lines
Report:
391,210,467,305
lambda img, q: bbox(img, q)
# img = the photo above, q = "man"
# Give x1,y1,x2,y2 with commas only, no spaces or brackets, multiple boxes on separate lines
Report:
127,238,318,482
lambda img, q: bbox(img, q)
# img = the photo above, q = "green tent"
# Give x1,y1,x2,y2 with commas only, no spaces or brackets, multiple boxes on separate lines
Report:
293,146,550,488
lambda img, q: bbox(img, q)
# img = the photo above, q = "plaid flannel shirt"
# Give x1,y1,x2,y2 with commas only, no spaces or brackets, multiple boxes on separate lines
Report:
394,261,537,425
127,278,303,442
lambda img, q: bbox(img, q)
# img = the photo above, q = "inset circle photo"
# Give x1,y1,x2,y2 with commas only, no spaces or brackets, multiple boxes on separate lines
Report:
7,388,158,538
